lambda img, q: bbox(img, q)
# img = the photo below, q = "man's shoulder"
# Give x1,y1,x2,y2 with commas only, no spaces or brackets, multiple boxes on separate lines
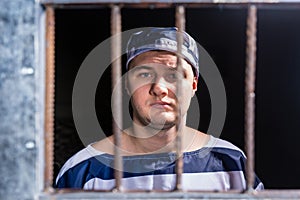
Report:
55,145,105,184
91,136,114,154
206,136,246,158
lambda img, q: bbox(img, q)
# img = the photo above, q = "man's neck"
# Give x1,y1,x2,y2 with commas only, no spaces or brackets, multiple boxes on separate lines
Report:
126,125,180,154
92,123,209,156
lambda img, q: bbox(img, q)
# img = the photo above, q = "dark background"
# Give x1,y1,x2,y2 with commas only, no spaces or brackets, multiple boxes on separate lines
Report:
54,6,300,189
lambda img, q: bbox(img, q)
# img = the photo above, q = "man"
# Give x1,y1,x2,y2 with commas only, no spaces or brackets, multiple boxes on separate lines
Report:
56,27,263,191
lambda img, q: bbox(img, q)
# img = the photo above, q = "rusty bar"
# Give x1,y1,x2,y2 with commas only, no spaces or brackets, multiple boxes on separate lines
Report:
39,0,300,5
174,5,185,191
244,5,257,192
111,5,123,192
44,6,55,190
39,189,300,199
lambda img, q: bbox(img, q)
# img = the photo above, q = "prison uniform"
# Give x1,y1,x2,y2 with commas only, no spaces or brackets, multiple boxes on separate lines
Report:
55,135,264,191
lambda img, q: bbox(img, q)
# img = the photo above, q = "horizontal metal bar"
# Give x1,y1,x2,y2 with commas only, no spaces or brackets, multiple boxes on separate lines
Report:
39,2,300,10
39,190,300,199
39,0,300,5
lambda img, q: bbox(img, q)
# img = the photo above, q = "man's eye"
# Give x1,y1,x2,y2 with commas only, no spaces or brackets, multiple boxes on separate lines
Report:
138,72,152,78
166,73,178,82
169,73,177,79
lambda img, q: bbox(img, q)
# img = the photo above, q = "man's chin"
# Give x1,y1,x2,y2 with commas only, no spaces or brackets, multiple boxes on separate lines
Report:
147,121,176,130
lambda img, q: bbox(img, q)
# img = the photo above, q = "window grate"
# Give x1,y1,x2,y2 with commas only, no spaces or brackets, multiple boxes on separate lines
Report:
42,1,300,199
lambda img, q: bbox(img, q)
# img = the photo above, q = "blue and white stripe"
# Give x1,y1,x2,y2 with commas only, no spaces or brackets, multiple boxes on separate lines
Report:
55,136,264,191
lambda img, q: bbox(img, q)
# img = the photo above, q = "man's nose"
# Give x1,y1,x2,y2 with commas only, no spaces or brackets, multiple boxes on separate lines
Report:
149,77,168,97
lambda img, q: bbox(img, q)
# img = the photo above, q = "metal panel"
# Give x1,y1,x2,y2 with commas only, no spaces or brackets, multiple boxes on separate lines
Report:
0,0,39,199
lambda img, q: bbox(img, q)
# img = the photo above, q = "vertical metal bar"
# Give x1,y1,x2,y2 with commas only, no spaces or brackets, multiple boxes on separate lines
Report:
245,5,257,192
175,5,185,191
45,6,55,190
111,5,123,192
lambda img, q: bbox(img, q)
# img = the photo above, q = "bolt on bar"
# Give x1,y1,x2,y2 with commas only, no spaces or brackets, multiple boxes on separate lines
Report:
45,6,55,190
175,5,185,191
244,5,257,192
111,5,123,192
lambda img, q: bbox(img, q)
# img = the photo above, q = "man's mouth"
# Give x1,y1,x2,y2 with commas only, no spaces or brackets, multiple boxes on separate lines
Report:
150,101,172,109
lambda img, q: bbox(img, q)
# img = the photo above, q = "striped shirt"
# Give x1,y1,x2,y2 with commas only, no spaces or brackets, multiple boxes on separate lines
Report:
55,136,264,191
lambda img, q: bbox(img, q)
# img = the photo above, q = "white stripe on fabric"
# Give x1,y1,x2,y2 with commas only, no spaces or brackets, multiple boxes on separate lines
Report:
56,135,246,184
55,144,105,184
206,136,246,158
255,182,264,190
83,171,246,191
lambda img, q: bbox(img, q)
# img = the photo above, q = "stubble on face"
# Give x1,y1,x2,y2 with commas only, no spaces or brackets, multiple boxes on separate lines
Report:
131,98,177,130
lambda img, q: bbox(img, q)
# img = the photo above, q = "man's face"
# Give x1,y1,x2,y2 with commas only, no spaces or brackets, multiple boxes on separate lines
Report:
126,51,198,130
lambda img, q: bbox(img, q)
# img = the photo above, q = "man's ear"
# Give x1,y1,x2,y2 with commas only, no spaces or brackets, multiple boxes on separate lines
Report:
192,77,198,96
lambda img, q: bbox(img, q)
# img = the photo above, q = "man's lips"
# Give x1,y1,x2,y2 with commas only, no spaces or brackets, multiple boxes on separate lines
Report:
150,101,173,109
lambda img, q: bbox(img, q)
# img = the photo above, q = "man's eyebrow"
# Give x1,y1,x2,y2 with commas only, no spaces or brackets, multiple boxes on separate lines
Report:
129,65,152,73
129,65,187,74
169,67,187,73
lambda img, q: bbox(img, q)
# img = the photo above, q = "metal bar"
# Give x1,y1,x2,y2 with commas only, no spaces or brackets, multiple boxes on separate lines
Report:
111,5,123,192
40,1,300,10
44,6,55,190
174,5,185,191
39,0,300,5
40,190,300,199
244,5,257,192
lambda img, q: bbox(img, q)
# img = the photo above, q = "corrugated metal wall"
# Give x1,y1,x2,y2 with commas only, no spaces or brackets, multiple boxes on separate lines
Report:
0,0,43,199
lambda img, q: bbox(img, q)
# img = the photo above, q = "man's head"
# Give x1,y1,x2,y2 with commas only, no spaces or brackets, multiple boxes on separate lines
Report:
125,27,199,130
